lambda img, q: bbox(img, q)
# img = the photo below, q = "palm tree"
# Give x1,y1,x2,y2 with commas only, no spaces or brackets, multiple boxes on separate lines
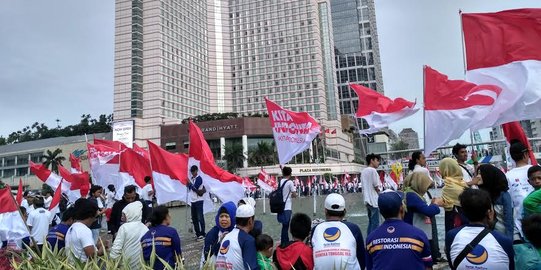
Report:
248,141,276,167
223,143,246,173
41,148,66,173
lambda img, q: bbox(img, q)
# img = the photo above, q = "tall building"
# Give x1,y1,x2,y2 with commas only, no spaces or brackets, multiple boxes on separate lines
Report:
330,0,384,116
399,128,419,149
113,0,353,162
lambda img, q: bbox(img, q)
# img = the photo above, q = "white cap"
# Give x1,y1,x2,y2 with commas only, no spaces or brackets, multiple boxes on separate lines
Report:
324,193,345,211
236,204,255,218
240,197,256,208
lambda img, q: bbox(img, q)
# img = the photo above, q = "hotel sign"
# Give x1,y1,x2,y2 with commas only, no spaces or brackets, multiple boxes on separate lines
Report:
299,168,332,173
201,124,239,133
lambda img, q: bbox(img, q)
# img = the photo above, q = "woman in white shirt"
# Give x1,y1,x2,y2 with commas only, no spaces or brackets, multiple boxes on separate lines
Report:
110,201,149,269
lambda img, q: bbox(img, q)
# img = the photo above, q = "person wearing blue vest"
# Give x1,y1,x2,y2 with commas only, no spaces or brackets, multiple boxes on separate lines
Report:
311,193,365,270
215,204,259,270
366,190,433,270
46,207,75,250
141,206,183,269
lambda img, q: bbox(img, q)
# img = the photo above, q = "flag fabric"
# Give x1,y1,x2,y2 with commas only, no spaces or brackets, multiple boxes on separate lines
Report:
119,147,152,189
242,177,257,192
49,179,63,212
188,121,244,205
69,153,82,173
0,186,29,245
148,140,190,205
423,66,502,155
16,178,23,205
462,9,541,130
351,84,419,134
258,171,277,194
87,143,123,199
29,162,71,194
502,122,538,166
133,143,150,161
93,138,127,150
265,98,321,164
58,165,90,202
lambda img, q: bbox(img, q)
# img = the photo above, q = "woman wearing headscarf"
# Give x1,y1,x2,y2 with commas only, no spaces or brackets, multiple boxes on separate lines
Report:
403,172,443,262
110,201,149,269
439,158,469,233
202,201,237,265
477,164,514,239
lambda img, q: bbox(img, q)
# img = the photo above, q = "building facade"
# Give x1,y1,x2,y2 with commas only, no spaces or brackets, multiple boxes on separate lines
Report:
398,128,419,150
330,0,384,116
0,133,111,189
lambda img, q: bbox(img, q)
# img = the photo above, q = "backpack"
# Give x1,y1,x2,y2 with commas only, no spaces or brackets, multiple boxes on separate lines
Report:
269,179,291,214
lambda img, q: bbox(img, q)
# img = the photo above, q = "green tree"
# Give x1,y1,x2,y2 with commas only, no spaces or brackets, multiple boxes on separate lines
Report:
41,148,66,173
390,140,409,159
248,141,276,167
223,143,245,173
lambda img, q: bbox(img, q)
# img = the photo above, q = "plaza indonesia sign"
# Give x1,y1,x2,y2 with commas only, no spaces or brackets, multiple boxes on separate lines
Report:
265,97,321,165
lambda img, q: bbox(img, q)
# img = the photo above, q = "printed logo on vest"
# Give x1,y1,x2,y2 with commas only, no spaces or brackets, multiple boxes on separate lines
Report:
323,227,341,242
466,245,488,265
220,240,230,255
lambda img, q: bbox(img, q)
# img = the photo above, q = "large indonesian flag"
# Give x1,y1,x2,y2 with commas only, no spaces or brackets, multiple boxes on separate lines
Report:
189,121,244,204
462,9,541,129
350,84,419,134
69,153,82,173
29,162,71,194
148,140,190,205
119,147,151,189
265,98,321,164
423,66,502,155
87,143,123,198
0,186,29,245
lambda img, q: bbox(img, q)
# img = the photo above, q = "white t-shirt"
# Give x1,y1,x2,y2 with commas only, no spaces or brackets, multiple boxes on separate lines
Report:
141,184,153,201
458,163,475,183
280,178,295,211
106,191,117,208
43,196,53,209
361,167,381,207
65,222,96,262
413,165,433,181
311,221,361,270
26,208,51,244
21,199,30,210
506,165,533,238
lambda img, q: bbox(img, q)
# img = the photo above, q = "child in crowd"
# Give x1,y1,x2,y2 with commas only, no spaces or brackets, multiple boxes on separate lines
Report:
274,213,314,270
256,234,275,270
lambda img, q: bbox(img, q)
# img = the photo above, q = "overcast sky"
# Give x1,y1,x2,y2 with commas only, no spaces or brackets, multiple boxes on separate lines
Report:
0,1,539,148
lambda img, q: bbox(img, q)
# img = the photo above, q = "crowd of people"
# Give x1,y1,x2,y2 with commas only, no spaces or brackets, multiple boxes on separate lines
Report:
4,140,541,270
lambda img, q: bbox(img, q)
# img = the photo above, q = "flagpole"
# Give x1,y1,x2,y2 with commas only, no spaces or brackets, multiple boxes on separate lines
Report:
423,66,426,155
262,188,266,214
313,176,316,217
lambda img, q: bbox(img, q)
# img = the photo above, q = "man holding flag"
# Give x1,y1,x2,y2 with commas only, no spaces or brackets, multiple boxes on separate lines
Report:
187,165,207,240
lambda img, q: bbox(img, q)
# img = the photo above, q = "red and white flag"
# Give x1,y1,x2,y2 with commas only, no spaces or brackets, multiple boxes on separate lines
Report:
423,66,502,155
189,121,244,204
29,162,71,194
133,143,150,161
462,9,541,130
502,121,538,166
0,186,29,245
87,143,122,198
119,147,151,189
258,169,277,193
69,153,82,173
69,172,91,201
16,178,23,206
49,179,63,213
351,84,419,134
148,140,190,205
265,98,321,164
94,138,127,150
242,177,257,192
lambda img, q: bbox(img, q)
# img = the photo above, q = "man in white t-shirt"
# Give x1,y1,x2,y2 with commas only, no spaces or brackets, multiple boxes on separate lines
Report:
277,166,297,244
43,191,53,209
26,197,51,250
452,143,479,187
141,176,154,207
66,198,106,262
505,141,533,241
361,153,382,236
